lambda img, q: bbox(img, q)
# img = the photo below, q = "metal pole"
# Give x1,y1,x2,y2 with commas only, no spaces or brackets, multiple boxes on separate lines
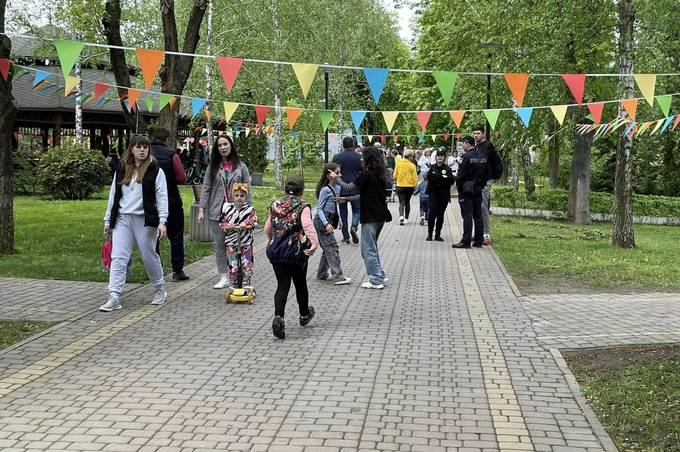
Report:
205,0,214,150
324,68,329,163
486,53,492,139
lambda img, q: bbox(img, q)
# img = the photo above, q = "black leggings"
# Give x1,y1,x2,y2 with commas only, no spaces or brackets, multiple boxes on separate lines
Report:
272,262,310,318
396,187,414,219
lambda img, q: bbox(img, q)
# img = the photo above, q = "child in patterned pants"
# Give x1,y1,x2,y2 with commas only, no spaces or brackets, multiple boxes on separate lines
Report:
220,184,258,288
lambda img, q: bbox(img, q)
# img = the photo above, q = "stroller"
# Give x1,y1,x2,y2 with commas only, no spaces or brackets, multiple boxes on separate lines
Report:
385,167,395,202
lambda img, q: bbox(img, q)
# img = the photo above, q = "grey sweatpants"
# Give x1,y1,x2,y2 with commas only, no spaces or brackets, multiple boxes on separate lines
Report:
109,214,164,296
481,181,492,235
209,219,229,274
314,217,344,281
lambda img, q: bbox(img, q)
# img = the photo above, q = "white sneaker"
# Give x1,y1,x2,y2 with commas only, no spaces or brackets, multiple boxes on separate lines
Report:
151,288,167,305
333,277,352,285
403,218,409,224
383,277,389,283
419,216,425,225
213,275,231,289
361,281,384,289
399,216,404,225
100,294,121,312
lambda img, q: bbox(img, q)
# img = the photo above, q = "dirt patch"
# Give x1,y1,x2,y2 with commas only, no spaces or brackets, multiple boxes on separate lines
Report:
517,275,660,295
564,344,680,374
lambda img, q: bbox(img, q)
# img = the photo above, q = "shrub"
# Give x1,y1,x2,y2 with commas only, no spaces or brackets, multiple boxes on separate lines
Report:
13,153,41,195
37,145,109,200
236,134,269,173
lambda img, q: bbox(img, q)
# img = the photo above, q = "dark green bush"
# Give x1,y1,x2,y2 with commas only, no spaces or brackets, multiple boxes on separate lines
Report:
37,145,109,200
236,134,268,173
13,153,41,195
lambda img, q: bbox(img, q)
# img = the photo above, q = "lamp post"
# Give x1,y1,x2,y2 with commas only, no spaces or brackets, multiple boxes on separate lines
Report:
323,66,329,163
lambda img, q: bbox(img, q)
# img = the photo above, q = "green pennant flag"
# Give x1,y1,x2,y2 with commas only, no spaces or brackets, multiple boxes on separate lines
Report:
319,110,333,131
54,40,85,79
483,109,501,130
159,93,175,110
432,71,459,105
144,97,154,112
655,95,672,117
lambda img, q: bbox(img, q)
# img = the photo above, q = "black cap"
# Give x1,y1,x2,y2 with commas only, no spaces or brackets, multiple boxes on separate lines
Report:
461,136,475,146
285,174,304,194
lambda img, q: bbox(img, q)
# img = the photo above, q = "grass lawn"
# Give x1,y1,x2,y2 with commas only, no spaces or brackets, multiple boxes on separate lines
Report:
0,320,56,350
492,216,680,293
565,346,680,452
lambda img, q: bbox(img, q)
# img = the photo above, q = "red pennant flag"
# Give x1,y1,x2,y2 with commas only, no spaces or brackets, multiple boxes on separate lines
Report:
380,133,385,144
561,73,586,105
127,88,141,111
587,102,605,123
93,82,109,101
135,48,165,89
255,124,261,136
415,111,432,131
0,59,10,81
255,105,271,124
216,56,243,93
503,72,529,107
620,99,638,121
455,132,462,140
672,114,680,131
443,131,450,141
449,110,465,128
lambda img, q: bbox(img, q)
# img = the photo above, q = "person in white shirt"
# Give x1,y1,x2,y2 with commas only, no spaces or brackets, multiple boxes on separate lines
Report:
101,135,169,312
417,149,432,175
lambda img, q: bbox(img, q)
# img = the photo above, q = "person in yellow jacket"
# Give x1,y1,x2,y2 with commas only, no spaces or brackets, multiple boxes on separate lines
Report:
393,149,418,225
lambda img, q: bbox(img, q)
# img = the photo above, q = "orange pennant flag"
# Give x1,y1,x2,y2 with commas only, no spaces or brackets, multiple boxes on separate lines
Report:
285,107,303,130
503,73,529,107
127,88,141,111
620,98,638,121
135,48,165,89
449,110,465,128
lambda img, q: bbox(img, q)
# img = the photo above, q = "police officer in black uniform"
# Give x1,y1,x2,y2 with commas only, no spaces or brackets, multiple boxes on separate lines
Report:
452,136,490,248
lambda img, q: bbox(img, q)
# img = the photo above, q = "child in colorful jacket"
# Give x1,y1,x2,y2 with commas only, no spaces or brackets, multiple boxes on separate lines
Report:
219,183,258,289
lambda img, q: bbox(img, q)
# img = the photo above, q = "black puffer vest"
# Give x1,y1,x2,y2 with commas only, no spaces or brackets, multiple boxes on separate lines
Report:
150,142,182,207
109,161,161,229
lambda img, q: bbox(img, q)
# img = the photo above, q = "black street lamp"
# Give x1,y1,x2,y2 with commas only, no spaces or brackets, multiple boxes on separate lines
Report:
323,66,329,163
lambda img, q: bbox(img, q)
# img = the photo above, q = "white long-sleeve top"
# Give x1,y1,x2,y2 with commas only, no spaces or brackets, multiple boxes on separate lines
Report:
104,170,169,227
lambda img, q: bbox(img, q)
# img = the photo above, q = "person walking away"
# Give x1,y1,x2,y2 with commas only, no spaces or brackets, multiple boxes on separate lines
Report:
425,149,455,241
150,127,189,281
198,135,251,289
101,135,169,311
452,136,490,248
417,178,428,225
314,164,351,285
473,124,502,246
220,183,257,290
265,175,318,339
393,149,418,225
332,137,363,244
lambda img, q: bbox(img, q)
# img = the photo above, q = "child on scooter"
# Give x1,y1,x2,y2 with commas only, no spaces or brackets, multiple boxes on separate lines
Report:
220,183,258,289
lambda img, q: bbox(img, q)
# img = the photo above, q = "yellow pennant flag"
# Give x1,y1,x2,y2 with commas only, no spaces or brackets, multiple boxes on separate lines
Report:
650,118,665,135
291,63,319,98
636,121,652,136
550,105,569,125
382,111,399,133
431,134,437,141
245,127,251,137
223,102,239,123
634,74,656,106
64,75,79,96
367,134,373,142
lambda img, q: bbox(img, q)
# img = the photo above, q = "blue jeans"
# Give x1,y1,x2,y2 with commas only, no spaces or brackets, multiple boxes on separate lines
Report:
339,198,361,240
360,222,385,285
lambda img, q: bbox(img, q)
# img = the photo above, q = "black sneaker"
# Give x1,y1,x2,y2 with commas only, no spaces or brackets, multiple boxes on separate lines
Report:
341,238,350,244
272,316,285,339
300,306,315,326
172,271,190,282
426,236,432,241
434,236,444,242
350,226,359,244
452,241,471,249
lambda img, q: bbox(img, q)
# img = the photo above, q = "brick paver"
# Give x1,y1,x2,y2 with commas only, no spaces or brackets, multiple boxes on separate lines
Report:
0,200,625,451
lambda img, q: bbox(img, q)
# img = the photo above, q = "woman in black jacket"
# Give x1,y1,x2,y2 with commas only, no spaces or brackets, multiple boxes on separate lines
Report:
425,150,455,241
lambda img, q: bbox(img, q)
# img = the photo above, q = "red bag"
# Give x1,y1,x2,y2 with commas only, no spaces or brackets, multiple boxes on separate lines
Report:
101,238,112,271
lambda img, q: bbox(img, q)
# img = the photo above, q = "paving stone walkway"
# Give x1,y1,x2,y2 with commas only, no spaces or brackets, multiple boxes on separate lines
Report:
2,199,666,451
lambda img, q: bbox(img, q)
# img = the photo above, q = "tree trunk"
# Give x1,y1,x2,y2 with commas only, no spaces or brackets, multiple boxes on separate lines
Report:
272,0,283,188
568,130,593,224
204,0,214,151
521,143,535,199
613,0,636,248
74,55,84,145
510,149,519,189
102,0,148,133
547,120,560,188
0,1,18,254
158,0,208,141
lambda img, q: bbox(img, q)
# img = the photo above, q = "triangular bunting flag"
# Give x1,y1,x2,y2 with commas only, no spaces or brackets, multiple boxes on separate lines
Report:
415,111,431,131
449,110,465,128
255,105,271,124
620,98,638,120
223,101,239,123
216,56,243,93
650,118,665,135
550,105,569,125
64,76,79,97
660,116,674,134
634,74,656,106
291,131,299,139
93,82,109,101
255,124,261,136
319,110,334,131
455,132,462,140
285,107,303,130
561,73,586,105
367,135,373,142
363,67,389,105
503,72,529,107
418,132,425,143
205,110,212,122
483,109,501,130
655,95,672,117
0,59,10,81
350,111,367,131
144,97,154,112
291,63,318,98
135,48,165,89
382,111,399,133
123,99,131,113
54,40,85,79
672,115,680,131
431,134,436,141
432,71,459,104
587,102,605,124
32,70,50,87
515,107,533,127
245,127,251,137
380,133,385,144
159,93,175,111
127,88,141,110
393,134,399,143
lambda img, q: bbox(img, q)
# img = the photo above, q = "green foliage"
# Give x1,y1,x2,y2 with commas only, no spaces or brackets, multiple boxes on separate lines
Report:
235,134,269,174
282,134,323,172
37,145,109,200
12,153,41,195
0,320,56,350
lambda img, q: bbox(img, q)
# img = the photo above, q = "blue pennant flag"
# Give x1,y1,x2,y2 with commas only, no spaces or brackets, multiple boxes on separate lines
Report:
32,70,50,87
623,121,637,137
351,111,367,130
291,130,299,139
661,116,674,134
363,67,389,105
191,97,207,117
516,107,534,127
418,132,425,143
123,99,131,113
